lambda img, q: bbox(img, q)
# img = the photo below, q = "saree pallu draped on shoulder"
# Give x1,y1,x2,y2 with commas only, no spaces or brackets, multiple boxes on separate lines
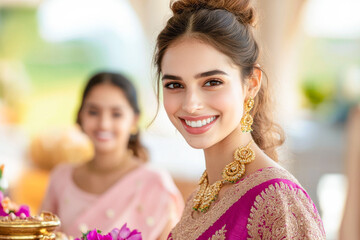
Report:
168,167,326,240
42,164,184,240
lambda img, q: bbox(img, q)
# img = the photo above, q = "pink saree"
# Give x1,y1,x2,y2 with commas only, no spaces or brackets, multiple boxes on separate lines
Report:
168,167,325,239
41,163,184,239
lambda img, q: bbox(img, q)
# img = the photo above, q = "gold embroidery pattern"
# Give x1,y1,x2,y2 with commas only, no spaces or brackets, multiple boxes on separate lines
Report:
208,224,227,240
170,168,303,240
247,182,326,239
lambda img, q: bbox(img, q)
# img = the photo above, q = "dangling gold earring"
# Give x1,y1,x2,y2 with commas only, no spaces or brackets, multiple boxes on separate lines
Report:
130,126,138,135
241,97,254,133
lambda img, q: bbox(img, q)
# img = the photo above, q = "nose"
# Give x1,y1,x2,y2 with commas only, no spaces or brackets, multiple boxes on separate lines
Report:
182,89,203,114
99,113,112,130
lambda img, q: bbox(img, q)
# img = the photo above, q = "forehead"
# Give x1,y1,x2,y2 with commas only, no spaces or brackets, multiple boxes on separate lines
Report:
84,83,128,107
161,38,239,75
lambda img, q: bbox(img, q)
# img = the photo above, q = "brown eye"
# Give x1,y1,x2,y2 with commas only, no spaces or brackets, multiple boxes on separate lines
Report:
88,110,98,116
164,82,184,89
113,112,122,118
204,80,222,87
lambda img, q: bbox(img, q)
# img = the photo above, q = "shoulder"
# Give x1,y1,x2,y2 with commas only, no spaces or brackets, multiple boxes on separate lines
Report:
47,163,75,193
234,166,304,195
246,174,326,239
137,164,180,196
49,163,74,180
42,163,75,204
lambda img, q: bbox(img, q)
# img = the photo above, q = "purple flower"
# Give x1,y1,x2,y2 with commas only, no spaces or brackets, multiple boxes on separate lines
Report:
110,228,120,240
83,230,115,240
87,229,102,240
111,224,142,240
15,205,30,217
0,206,7,216
101,233,113,240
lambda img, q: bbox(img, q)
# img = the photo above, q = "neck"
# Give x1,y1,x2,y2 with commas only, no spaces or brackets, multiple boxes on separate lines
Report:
90,148,131,171
203,126,253,185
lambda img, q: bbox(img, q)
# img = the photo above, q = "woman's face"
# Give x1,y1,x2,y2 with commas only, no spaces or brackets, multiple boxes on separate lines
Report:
79,83,137,153
161,38,246,149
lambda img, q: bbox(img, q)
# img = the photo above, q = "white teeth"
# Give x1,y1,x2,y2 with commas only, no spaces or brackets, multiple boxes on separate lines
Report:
184,116,217,128
96,131,114,139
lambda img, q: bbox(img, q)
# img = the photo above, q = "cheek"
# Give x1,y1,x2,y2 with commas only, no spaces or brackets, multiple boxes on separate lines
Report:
211,88,244,119
80,116,96,134
163,92,181,117
114,115,135,134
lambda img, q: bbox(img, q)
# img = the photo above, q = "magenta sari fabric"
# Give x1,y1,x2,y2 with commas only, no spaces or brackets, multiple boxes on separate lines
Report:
168,167,325,240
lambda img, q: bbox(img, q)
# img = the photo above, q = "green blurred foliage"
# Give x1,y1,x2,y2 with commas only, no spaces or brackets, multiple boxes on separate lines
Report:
0,7,105,134
299,37,360,111
0,8,40,59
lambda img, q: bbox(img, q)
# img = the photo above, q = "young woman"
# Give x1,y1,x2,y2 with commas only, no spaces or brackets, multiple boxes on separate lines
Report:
41,72,184,239
154,0,326,239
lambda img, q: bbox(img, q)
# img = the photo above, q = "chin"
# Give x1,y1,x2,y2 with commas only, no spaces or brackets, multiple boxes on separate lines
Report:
182,135,216,150
94,143,116,153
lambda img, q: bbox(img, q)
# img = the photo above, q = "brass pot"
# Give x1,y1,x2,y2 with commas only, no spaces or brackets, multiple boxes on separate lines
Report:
0,212,60,240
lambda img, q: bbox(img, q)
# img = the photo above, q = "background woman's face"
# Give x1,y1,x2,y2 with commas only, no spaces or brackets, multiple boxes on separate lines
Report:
161,38,246,149
80,83,137,154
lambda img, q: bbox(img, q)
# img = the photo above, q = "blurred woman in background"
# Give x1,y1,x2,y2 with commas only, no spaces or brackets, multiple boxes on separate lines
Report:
41,72,184,239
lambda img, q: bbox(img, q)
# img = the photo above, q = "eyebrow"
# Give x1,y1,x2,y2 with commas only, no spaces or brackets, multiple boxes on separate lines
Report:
84,103,123,110
162,69,228,81
195,70,228,78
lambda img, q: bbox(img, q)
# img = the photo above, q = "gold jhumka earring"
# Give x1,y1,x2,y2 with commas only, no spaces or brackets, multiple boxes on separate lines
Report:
130,126,138,135
240,97,254,132
193,140,255,212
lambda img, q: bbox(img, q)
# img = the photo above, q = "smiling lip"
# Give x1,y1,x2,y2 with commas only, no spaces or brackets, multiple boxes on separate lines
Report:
179,115,218,134
95,131,114,142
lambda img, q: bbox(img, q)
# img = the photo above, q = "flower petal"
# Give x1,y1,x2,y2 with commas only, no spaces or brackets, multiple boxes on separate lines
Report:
87,229,101,240
127,233,142,240
110,228,120,239
119,224,130,238
15,205,30,217
101,233,113,240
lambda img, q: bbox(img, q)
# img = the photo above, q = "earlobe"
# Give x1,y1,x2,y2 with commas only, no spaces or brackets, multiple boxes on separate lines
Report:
132,114,140,130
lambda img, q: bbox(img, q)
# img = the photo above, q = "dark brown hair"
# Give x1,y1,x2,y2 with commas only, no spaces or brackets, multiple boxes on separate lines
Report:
154,0,284,161
77,72,148,161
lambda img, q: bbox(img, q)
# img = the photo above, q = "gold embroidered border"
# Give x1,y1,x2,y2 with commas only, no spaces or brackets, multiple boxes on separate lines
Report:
247,182,326,239
170,167,300,240
208,224,227,240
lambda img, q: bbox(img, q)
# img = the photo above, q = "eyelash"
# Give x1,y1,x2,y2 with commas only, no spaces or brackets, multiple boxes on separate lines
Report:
113,112,122,118
204,79,223,87
164,79,223,89
164,82,184,89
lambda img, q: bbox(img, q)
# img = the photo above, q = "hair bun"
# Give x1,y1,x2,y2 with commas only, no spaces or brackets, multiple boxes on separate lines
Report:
171,0,256,26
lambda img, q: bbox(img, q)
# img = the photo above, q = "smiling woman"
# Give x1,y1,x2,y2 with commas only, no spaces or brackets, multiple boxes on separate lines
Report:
154,0,326,239
161,39,250,149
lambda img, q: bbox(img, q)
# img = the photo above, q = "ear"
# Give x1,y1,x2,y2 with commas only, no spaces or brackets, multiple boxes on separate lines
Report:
245,65,262,99
77,110,84,131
